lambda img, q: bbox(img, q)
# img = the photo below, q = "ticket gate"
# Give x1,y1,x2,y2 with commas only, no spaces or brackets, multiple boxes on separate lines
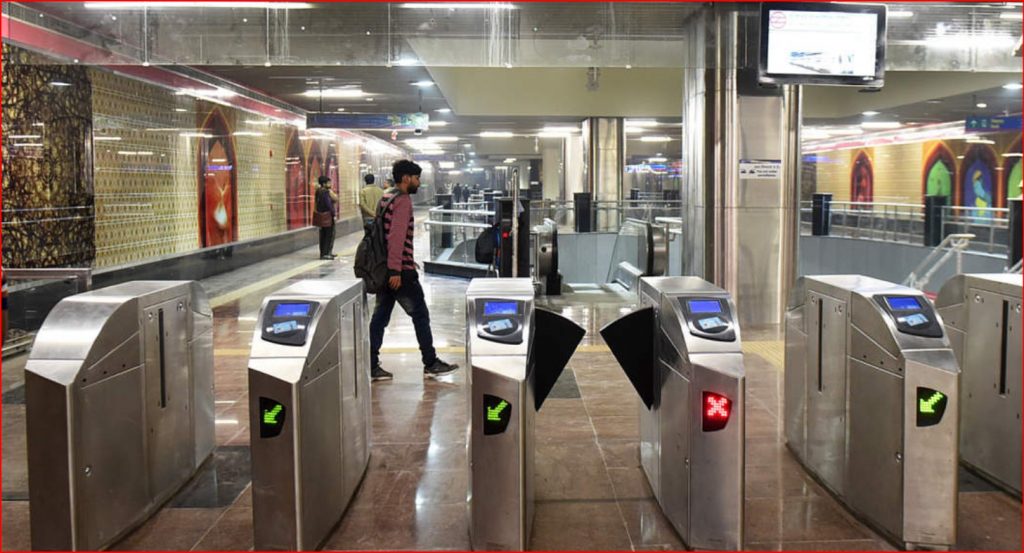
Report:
467,278,585,551
25,281,214,550
600,276,745,550
248,280,371,550
785,275,959,550
935,273,1022,496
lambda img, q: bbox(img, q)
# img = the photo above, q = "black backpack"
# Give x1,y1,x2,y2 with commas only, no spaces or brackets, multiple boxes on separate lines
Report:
354,194,399,294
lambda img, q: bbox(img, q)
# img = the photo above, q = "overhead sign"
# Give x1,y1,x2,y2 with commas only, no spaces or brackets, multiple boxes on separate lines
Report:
739,159,782,179
483,394,512,435
306,112,429,130
965,115,1022,133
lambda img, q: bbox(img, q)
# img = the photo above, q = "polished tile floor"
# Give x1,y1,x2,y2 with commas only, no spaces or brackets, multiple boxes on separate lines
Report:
2,213,1021,551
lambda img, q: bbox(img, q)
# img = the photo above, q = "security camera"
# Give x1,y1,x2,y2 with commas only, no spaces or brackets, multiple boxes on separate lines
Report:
413,128,424,136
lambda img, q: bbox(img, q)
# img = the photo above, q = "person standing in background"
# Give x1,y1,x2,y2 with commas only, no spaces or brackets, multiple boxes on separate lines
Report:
314,176,339,260
359,174,385,227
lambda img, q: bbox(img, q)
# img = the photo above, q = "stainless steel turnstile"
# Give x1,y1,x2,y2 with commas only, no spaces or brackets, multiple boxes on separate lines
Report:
467,278,585,551
936,273,1022,496
601,276,745,550
248,280,371,550
26,281,214,551
785,275,959,550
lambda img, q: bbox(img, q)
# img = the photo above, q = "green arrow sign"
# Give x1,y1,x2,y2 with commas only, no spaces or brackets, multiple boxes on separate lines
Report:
487,400,509,422
263,404,283,425
919,391,944,414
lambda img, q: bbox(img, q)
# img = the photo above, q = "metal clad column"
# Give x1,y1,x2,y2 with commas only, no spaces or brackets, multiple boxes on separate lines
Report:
586,117,624,232
680,5,801,326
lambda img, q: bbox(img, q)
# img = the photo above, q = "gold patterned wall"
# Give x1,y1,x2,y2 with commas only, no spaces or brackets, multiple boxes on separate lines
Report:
90,68,199,268
2,44,95,268
811,131,1023,208
235,124,288,240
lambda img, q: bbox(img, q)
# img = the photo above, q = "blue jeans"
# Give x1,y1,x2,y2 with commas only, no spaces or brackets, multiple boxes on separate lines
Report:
369,272,437,368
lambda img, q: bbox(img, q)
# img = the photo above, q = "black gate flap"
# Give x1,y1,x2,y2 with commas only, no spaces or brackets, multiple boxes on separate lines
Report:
531,308,586,410
599,306,655,409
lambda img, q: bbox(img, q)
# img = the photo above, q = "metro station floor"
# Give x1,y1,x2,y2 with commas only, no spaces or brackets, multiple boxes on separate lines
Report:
2,212,1021,551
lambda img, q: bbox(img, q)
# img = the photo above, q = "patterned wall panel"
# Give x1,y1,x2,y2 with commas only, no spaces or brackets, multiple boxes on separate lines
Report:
2,44,96,268
90,68,198,267
336,136,363,220
235,125,287,240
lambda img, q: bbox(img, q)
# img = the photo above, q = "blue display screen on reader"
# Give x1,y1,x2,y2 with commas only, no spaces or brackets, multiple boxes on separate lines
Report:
885,296,921,311
688,300,722,314
274,303,310,318
484,302,517,316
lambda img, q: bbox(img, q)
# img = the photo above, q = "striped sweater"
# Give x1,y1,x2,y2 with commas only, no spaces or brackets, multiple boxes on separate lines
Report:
380,190,416,275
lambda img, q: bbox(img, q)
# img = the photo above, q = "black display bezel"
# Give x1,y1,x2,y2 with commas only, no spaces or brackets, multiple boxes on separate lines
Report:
679,296,736,342
261,300,320,346
758,2,887,87
873,294,943,338
475,298,526,345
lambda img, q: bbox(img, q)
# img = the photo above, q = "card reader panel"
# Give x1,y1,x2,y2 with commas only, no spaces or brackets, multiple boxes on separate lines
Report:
475,298,526,344
261,300,320,346
679,297,737,342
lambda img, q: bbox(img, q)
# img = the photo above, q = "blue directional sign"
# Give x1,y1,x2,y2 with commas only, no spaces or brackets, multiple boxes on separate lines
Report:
965,115,1021,133
307,112,429,130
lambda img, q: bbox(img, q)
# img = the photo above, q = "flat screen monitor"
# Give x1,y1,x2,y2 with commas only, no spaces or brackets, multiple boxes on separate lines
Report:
687,299,722,314
758,2,887,87
885,296,922,311
483,301,518,317
273,302,311,318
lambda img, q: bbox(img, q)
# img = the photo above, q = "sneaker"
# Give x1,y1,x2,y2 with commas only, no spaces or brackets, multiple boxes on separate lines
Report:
371,364,394,381
423,358,459,378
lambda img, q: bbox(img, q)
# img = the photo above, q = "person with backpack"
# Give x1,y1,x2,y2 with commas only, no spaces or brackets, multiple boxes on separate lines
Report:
365,160,459,381
314,175,339,260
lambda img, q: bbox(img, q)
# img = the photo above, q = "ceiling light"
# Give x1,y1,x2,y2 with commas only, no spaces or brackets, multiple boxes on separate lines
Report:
1003,82,1023,90
976,102,988,109
93,136,122,141
435,108,452,113
625,119,659,127
301,88,366,99
542,126,579,133
428,121,448,127
639,136,672,142
828,128,864,136
889,10,914,18
999,12,1023,20
336,108,345,112
1002,152,1023,157
8,134,41,140
180,132,213,139
233,131,265,137
174,108,187,112
394,57,420,66
176,87,235,98
648,157,668,163
803,129,832,140
428,136,459,142
439,161,455,169
503,158,517,163
448,170,463,175
624,127,646,134
12,143,43,148
861,110,880,116
480,131,513,138
412,80,434,88
966,138,996,145
860,121,902,130
400,3,515,9
84,2,313,8
538,131,572,138
264,61,272,67
49,81,72,87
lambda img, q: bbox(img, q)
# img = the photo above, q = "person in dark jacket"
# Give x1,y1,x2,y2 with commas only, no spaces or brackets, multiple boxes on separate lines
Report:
367,160,459,381
315,175,339,260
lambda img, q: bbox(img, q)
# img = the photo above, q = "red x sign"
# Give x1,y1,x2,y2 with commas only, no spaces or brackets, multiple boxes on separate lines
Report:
702,391,731,431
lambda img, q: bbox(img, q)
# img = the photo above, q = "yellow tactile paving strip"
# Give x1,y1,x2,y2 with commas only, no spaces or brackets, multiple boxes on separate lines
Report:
741,340,785,370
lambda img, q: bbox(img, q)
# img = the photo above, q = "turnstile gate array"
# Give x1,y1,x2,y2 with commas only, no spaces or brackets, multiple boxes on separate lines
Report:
248,280,371,550
467,278,585,551
785,275,959,550
936,273,1022,496
25,281,214,550
601,276,745,550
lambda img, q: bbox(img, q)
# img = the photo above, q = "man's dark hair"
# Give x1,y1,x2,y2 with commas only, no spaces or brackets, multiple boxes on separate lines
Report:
318,175,331,186
392,159,422,183
364,173,375,185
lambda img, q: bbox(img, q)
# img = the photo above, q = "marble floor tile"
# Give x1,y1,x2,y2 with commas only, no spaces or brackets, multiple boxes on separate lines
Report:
111,508,224,551
744,496,875,543
616,499,685,550
534,441,616,501
529,500,632,551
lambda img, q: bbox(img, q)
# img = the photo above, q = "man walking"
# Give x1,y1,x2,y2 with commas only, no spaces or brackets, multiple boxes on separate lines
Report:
359,173,384,227
368,160,459,381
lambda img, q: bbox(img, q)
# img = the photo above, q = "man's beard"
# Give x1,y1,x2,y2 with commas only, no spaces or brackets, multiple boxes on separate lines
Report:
409,183,420,194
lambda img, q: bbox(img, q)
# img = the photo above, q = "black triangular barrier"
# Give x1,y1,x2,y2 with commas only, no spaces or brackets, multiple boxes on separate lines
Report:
531,307,586,410
599,306,655,409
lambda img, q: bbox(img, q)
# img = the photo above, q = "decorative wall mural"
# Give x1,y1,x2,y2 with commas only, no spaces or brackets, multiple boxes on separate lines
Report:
1,44,96,268
285,128,308,229
197,109,238,247
850,150,874,205
1004,137,1022,202
326,148,341,217
922,143,956,198
306,140,326,220
960,144,998,215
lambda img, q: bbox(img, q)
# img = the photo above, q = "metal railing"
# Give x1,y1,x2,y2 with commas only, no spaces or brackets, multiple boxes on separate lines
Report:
799,200,1010,255
529,198,682,233
903,233,975,291
3,268,94,358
